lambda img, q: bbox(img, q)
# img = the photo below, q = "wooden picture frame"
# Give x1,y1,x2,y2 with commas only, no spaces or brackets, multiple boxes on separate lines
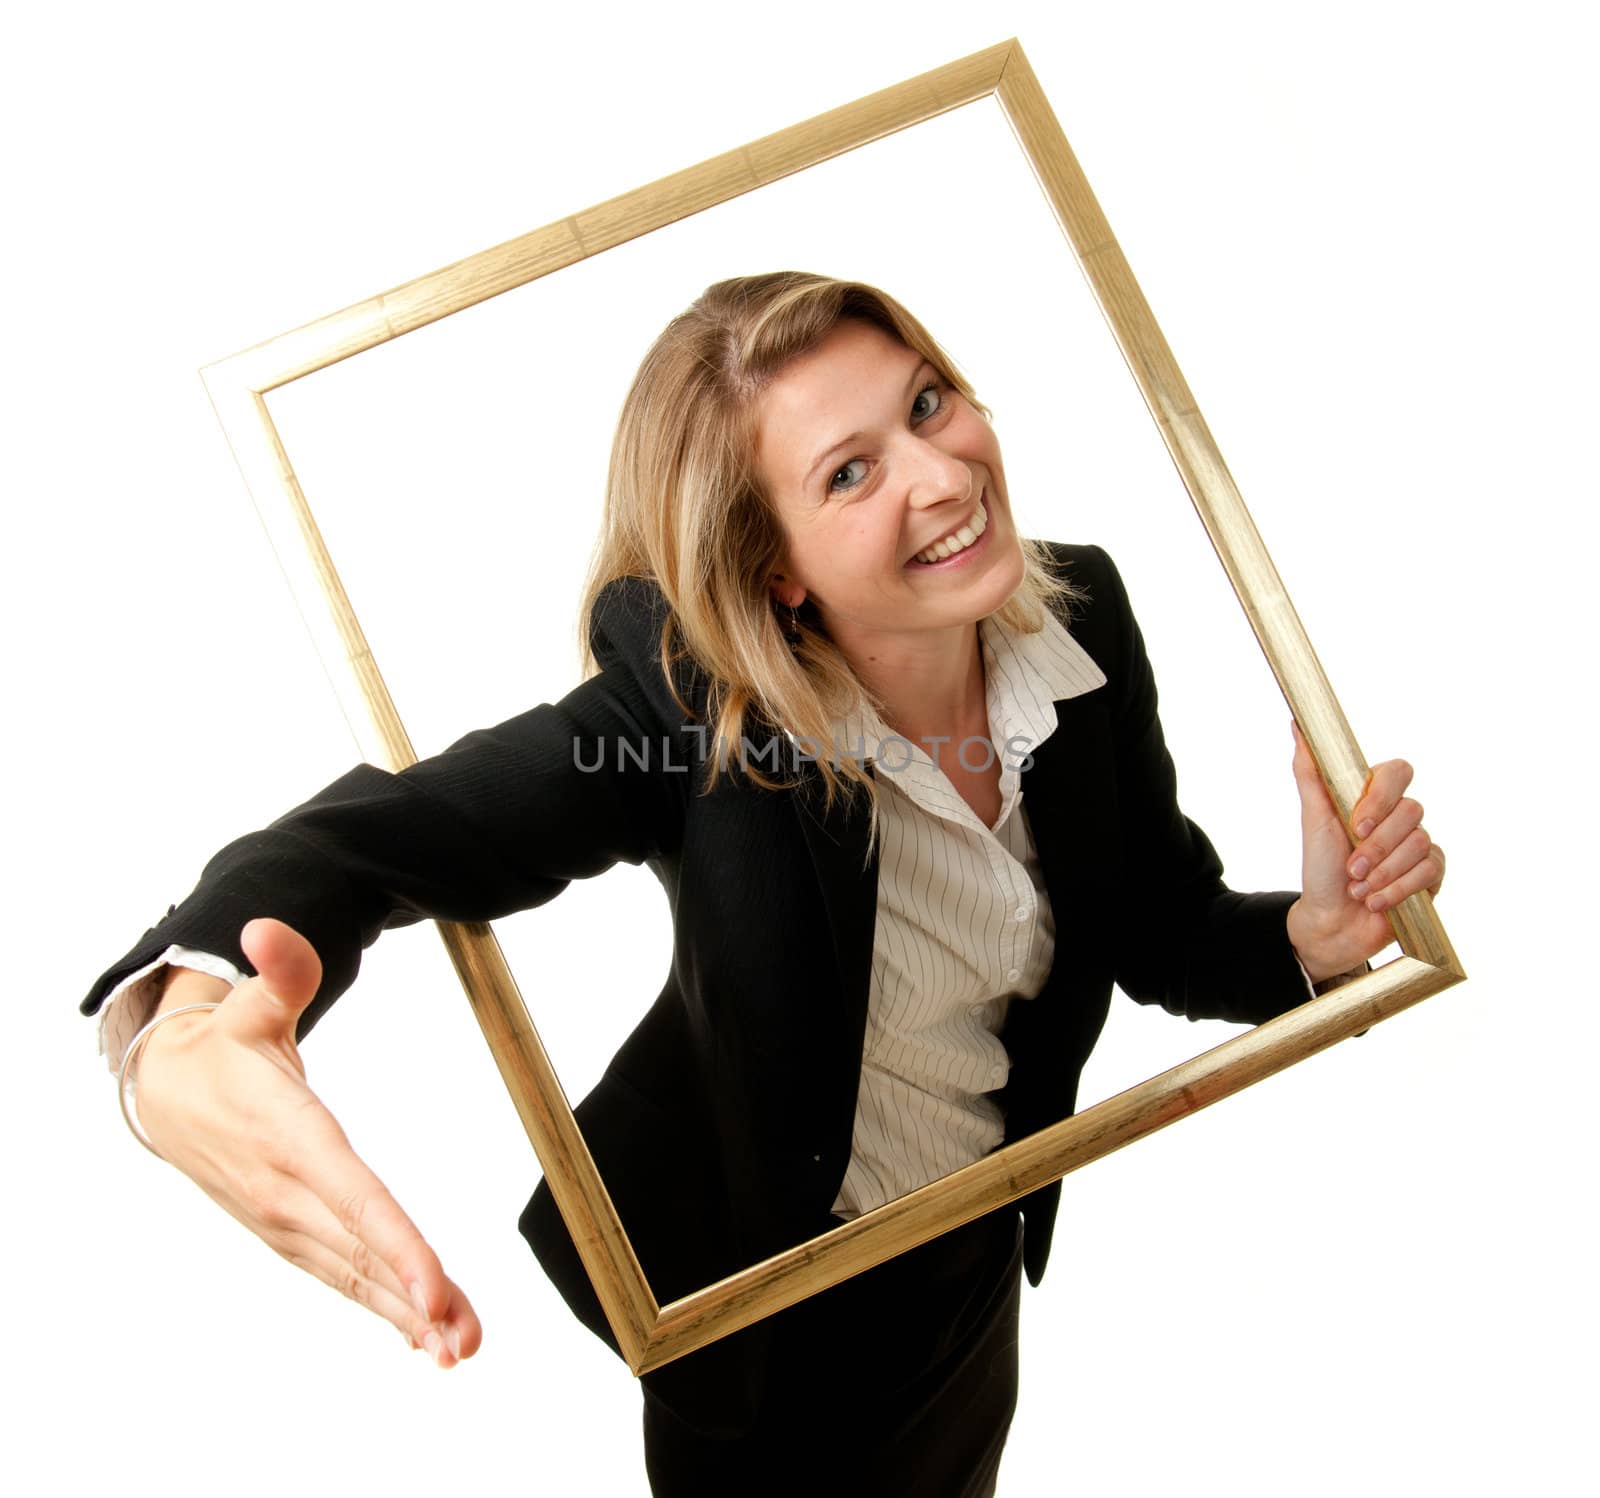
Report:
198,36,1465,1375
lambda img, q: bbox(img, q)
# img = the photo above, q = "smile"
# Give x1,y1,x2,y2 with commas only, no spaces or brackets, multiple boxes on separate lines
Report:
909,495,988,566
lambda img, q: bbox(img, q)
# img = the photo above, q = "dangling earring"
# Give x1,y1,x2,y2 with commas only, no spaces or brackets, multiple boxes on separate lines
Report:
783,601,801,647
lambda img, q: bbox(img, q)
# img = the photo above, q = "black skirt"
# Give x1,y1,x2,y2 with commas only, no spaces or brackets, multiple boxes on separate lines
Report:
640,1201,1026,1497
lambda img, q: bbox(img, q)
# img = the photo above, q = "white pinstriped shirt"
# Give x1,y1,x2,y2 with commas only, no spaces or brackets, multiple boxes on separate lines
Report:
825,608,1106,1219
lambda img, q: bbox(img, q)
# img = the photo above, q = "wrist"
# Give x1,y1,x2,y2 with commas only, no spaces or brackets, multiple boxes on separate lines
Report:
155,967,231,1014
119,1000,226,1157
142,970,230,1060
1286,897,1356,984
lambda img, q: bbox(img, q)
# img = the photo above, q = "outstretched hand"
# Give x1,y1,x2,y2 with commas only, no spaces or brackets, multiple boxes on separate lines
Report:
134,917,483,1368
1286,721,1446,981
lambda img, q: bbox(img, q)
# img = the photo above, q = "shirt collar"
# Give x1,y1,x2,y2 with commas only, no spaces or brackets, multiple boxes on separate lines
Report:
807,608,1107,830
976,604,1108,764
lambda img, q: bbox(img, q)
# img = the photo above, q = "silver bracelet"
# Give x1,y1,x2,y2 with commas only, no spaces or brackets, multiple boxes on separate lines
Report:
118,1002,223,1157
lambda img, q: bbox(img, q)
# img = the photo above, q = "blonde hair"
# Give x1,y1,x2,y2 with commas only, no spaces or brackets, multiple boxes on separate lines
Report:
577,271,1087,818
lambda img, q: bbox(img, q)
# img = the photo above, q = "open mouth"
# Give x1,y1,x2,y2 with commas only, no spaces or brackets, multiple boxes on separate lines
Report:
908,495,989,567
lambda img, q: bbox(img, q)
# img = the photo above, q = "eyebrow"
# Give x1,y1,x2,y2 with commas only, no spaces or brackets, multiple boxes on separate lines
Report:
802,359,937,491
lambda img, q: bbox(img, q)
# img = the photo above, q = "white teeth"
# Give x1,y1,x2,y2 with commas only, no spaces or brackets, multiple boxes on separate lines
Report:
914,497,988,565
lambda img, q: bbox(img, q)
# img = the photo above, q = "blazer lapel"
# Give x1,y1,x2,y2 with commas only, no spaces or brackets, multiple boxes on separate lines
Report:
790,767,880,1040
1021,689,1119,927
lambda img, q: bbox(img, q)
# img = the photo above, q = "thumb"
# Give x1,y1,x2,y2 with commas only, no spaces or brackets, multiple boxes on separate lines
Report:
228,917,324,1040
1290,720,1343,838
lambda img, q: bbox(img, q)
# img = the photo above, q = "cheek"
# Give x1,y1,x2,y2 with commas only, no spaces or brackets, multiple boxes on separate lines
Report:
817,518,900,596
836,512,887,551
955,400,996,441
972,422,1006,478
867,516,909,570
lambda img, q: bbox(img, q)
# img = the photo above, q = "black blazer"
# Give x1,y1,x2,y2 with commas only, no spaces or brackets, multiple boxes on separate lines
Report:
81,542,1311,1425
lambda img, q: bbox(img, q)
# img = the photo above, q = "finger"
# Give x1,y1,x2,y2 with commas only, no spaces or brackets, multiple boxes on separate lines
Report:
1352,758,1415,838
1428,844,1446,897
277,1103,456,1331
179,1161,420,1345
270,1216,435,1348
1346,796,1424,882
1363,843,1446,913
1350,824,1433,901
278,1229,460,1369
220,1163,469,1367
275,1230,463,1367
286,1176,481,1356
267,1171,419,1308
437,1275,485,1361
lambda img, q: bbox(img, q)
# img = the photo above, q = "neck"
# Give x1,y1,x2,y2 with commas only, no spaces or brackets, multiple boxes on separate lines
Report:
841,621,989,747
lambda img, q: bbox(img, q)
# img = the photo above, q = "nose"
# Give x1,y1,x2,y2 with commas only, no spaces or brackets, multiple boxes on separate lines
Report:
901,435,973,511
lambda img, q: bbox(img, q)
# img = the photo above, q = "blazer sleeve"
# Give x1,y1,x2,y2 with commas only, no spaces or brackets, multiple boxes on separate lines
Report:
78,597,689,1043
1090,544,1311,1027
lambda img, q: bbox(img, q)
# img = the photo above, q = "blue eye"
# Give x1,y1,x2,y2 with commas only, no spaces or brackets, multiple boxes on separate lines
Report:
825,380,947,495
829,459,868,494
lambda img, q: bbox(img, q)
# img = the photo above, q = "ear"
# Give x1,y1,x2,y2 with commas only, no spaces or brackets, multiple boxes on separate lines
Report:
768,575,807,611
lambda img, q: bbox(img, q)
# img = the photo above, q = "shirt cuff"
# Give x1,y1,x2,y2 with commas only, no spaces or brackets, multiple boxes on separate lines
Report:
1291,950,1374,1003
96,946,245,1074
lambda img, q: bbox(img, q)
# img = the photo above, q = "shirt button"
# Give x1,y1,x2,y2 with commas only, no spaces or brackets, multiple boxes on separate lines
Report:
1014,906,1028,921
1006,967,1021,983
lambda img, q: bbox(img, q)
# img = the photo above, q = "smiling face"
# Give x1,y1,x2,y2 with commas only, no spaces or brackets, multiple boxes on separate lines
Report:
754,318,1025,674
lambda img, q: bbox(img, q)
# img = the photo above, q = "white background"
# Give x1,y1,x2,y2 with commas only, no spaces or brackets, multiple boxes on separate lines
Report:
6,2,1593,1494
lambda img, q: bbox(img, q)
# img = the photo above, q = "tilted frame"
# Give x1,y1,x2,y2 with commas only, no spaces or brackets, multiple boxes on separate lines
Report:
199,37,1466,1375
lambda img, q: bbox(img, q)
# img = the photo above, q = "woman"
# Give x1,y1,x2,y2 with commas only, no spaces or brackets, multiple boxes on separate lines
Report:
83,272,1444,1495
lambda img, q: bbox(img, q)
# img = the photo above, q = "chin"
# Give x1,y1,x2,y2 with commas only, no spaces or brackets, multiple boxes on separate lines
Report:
965,572,1025,626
